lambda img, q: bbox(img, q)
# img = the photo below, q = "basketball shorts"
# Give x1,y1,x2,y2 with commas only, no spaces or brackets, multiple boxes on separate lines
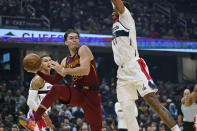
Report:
69,86,102,128
116,58,158,102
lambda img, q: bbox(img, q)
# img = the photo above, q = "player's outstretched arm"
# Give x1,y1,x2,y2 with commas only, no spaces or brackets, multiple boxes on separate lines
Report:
112,0,125,14
36,71,63,85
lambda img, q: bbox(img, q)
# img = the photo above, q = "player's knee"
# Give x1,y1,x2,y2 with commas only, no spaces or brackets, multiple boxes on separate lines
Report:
120,100,136,117
50,85,60,94
144,93,157,104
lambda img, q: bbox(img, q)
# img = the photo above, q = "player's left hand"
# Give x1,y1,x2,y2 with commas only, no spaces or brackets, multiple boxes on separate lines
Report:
51,61,65,77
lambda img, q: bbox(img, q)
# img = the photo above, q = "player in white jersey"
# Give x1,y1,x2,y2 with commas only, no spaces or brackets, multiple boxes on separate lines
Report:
111,0,181,131
27,55,54,131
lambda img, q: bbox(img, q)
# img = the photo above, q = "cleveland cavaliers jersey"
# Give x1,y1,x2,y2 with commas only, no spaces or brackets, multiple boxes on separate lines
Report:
65,51,98,87
112,7,139,66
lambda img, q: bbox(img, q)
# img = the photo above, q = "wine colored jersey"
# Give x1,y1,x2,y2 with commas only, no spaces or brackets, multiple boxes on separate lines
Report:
65,52,98,87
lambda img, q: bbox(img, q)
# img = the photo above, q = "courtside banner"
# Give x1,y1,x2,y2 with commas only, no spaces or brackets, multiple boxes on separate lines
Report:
0,29,197,51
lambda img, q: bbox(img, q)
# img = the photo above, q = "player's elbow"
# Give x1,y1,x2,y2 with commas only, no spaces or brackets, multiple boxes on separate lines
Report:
84,67,90,75
27,98,36,110
27,97,31,107
81,66,90,75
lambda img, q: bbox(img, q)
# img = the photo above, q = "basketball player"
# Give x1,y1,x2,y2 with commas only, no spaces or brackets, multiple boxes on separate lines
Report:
115,102,138,131
111,0,181,131
27,55,54,131
18,29,102,131
180,85,197,131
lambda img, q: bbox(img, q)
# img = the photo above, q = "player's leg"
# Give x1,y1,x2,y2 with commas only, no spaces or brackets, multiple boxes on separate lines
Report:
82,91,102,131
119,100,139,131
143,93,179,129
34,84,70,121
136,58,180,131
19,84,70,130
116,81,139,131
115,102,138,131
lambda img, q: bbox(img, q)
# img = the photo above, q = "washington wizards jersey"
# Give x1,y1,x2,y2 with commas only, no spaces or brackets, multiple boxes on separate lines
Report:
112,7,139,66
29,78,52,109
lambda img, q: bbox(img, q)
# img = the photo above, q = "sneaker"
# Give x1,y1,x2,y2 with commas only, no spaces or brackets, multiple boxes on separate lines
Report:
18,116,35,131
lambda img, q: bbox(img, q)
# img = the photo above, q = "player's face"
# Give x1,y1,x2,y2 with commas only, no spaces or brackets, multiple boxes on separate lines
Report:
65,33,79,50
112,8,119,21
184,90,190,97
41,56,52,71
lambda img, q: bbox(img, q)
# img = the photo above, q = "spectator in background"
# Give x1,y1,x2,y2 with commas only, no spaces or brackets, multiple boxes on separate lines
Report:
169,103,178,118
178,89,197,131
79,122,89,131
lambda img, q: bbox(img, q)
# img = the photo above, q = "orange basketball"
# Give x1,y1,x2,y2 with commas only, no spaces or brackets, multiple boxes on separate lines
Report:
23,53,41,72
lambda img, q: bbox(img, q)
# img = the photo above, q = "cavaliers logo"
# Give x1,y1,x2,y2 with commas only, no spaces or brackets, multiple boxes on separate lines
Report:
72,75,81,81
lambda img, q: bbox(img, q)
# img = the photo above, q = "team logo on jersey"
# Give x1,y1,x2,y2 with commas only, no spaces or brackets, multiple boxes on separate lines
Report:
142,84,147,91
148,81,157,89
112,25,119,33
47,86,52,89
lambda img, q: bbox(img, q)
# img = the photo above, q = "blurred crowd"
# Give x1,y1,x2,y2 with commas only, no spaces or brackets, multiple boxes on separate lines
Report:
0,0,197,40
0,77,195,130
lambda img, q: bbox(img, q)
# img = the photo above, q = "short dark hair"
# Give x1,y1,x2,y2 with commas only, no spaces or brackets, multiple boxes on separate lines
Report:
40,55,50,59
64,29,80,41
123,1,131,12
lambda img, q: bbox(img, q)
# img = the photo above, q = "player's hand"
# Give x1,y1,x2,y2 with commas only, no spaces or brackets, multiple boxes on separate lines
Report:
51,61,66,77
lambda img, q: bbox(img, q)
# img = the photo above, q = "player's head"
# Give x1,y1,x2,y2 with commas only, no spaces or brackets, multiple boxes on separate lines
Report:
64,29,80,51
112,1,131,21
183,89,190,97
40,55,52,72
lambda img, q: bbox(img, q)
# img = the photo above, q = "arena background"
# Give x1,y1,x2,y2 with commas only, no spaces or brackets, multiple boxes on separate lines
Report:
0,0,197,130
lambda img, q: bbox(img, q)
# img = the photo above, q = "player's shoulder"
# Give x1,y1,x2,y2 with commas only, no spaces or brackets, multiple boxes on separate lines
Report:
78,45,92,54
30,75,44,90
79,45,90,50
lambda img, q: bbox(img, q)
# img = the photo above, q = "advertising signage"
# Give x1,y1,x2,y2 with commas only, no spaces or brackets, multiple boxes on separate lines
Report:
0,29,197,52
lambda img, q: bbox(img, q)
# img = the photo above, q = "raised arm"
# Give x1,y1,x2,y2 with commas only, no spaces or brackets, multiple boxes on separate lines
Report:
190,84,197,103
112,0,125,14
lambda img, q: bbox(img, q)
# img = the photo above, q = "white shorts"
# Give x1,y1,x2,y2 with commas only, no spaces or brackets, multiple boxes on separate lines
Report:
116,58,158,102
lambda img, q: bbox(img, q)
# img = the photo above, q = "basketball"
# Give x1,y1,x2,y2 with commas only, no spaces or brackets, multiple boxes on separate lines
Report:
23,53,41,72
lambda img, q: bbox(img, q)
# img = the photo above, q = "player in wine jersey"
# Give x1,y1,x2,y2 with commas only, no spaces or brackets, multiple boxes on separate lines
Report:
18,29,102,131
24,56,54,131
111,0,181,131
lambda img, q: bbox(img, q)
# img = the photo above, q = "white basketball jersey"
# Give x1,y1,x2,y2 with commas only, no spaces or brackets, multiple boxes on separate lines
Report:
112,7,139,66
29,78,52,112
